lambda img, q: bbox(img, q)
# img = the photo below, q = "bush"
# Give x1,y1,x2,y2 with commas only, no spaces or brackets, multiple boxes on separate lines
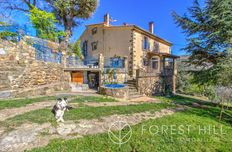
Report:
213,86,232,121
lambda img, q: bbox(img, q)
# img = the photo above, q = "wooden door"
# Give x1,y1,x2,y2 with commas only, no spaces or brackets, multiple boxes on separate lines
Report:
72,72,84,84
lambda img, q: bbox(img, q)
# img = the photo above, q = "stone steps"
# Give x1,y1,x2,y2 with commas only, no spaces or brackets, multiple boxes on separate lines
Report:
127,80,136,84
125,80,142,99
129,87,138,92
129,94,143,99
129,91,139,96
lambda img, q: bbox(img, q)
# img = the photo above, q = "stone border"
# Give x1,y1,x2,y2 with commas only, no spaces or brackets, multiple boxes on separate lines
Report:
99,86,129,99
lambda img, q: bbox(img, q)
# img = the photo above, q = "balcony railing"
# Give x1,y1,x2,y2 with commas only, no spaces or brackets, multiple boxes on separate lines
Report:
65,56,126,70
136,66,174,78
65,56,99,68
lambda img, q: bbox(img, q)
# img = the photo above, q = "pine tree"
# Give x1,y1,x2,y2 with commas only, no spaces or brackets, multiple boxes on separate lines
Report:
172,0,232,85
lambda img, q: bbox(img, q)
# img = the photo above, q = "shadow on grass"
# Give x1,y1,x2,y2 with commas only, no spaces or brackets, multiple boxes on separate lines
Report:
157,95,232,126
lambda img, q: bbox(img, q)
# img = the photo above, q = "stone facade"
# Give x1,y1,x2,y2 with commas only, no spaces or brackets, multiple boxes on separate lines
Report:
0,39,70,98
79,17,178,96
80,22,172,80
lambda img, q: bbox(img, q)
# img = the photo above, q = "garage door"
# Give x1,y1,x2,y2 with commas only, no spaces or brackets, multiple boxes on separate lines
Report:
71,72,84,84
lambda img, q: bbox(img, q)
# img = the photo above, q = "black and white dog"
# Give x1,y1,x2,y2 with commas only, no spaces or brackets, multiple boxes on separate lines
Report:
51,98,72,122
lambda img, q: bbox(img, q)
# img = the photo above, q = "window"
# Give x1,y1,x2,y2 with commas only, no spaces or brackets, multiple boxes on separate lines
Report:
111,58,124,68
143,37,149,50
153,41,159,52
143,58,149,66
165,58,173,68
82,41,88,57
91,41,98,51
151,57,159,70
92,27,97,35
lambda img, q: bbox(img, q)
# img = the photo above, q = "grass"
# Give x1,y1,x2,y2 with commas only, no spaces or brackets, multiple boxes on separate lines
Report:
28,95,232,152
0,96,56,110
157,95,232,124
0,95,117,110
1,94,232,151
29,107,232,152
155,95,207,105
1,102,173,129
70,96,118,103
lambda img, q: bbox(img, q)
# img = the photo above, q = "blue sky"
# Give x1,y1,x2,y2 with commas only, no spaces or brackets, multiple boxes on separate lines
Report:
7,0,196,55
71,0,195,55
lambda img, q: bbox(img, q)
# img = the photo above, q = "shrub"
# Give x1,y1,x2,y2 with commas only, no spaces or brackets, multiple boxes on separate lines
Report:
210,86,232,121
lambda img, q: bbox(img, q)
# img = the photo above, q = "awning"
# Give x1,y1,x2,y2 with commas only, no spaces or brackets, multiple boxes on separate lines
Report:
147,52,179,59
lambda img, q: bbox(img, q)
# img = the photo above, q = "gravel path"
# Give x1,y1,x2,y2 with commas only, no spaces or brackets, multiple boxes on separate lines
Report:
0,101,56,121
73,99,159,107
0,106,186,152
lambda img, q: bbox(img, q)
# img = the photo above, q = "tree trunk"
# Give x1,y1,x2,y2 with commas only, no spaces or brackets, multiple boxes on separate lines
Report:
63,16,73,52
64,29,71,51
219,103,224,121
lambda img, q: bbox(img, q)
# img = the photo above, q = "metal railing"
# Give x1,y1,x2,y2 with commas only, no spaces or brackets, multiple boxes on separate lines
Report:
65,56,99,68
1,24,63,64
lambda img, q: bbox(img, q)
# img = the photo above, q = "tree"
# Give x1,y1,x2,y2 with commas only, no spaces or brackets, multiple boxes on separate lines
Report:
0,0,98,48
215,51,232,86
173,0,232,121
172,0,232,85
0,22,18,41
68,39,83,58
46,0,98,44
29,7,65,41
72,39,83,58
0,0,42,17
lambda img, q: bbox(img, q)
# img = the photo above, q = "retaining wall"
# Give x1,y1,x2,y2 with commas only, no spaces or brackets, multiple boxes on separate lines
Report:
0,39,70,98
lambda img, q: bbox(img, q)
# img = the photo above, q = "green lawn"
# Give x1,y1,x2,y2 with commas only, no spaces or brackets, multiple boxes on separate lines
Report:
70,96,118,103
1,102,173,129
0,95,117,110
0,96,56,110
28,95,232,152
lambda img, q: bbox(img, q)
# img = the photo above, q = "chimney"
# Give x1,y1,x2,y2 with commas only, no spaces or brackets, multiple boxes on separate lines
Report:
149,21,154,34
104,13,110,26
123,22,129,26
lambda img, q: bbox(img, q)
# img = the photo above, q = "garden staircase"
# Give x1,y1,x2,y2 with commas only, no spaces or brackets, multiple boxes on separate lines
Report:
126,79,143,99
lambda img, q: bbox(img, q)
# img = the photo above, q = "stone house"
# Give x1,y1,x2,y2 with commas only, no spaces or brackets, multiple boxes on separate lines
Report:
78,14,178,96
0,14,178,98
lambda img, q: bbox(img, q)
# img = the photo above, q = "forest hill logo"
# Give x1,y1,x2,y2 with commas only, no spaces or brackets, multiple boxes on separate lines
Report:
141,125,226,135
108,121,132,145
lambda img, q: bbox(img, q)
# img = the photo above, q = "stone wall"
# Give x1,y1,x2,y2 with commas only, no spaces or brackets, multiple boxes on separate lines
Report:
137,75,162,96
0,39,70,98
136,69,174,96
99,86,129,99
